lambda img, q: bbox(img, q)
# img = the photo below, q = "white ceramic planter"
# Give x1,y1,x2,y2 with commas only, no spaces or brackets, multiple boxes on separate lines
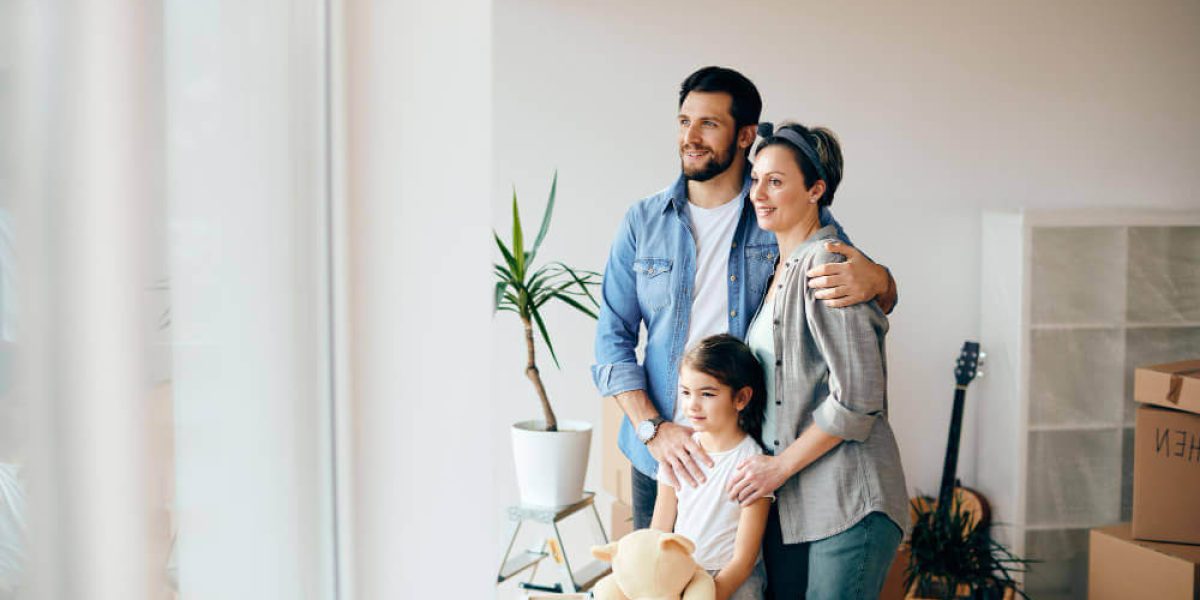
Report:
511,419,592,507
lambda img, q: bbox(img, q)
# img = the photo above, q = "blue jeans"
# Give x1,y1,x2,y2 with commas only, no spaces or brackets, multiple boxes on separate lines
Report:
763,508,902,600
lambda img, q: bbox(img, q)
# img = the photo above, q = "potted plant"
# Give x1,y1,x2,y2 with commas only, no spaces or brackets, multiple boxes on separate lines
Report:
494,172,601,507
905,498,1031,600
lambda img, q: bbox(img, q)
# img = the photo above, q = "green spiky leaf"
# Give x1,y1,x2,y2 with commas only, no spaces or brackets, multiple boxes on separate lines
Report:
551,261,600,309
511,187,525,277
494,233,519,274
527,170,557,265
545,290,599,319
493,281,507,313
530,308,560,369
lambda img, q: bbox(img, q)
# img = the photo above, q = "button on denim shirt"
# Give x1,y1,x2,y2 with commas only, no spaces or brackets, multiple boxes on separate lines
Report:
591,173,851,479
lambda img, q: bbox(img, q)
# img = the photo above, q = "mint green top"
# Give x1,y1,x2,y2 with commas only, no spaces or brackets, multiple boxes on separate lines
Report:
746,295,777,449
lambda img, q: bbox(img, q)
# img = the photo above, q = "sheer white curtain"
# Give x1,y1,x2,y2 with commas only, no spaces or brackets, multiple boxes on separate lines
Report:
164,1,336,598
10,0,338,598
7,0,496,597
11,1,163,598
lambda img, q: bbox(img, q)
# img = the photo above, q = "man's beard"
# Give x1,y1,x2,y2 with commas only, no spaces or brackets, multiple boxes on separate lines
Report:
681,139,737,182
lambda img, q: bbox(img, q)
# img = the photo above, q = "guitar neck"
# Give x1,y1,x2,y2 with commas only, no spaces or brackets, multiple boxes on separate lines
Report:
936,387,968,510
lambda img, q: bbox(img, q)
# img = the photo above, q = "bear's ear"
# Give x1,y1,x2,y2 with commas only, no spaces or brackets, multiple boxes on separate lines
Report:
659,533,695,556
591,541,618,562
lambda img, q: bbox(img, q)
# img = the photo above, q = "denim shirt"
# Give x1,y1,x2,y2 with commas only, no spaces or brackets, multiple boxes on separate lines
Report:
591,173,851,478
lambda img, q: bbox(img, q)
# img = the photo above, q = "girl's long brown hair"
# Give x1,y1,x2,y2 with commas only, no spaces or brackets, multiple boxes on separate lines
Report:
681,334,768,451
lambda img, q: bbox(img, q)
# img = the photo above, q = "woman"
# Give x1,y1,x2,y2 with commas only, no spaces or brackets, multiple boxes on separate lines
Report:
725,121,908,599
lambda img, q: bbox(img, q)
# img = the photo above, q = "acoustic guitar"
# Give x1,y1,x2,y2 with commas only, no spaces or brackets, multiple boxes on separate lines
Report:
910,341,989,528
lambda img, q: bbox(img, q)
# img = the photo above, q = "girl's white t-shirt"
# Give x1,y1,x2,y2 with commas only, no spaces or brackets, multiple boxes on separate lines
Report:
674,433,767,570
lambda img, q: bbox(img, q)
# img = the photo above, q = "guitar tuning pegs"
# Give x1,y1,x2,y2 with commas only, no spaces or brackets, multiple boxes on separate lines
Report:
978,351,988,362
975,370,986,379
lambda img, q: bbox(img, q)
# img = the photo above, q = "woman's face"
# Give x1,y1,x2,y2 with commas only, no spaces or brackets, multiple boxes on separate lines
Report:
678,366,749,435
749,144,820,233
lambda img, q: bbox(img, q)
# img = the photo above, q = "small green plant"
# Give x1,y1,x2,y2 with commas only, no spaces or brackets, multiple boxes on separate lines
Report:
906,498,1032,599
493,172,600,432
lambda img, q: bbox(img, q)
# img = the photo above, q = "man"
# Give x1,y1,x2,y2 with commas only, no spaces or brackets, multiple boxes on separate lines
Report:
592,66,898,529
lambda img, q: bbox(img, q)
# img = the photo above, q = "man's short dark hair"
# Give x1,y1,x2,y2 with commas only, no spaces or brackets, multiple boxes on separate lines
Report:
678,66,762,130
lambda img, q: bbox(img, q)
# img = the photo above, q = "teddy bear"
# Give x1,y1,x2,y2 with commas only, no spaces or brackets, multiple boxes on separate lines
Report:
590,529,715,600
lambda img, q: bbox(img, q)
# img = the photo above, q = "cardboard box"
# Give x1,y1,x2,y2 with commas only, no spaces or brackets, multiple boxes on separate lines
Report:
602,399,633,505
611,500,633,541
880,545,911,600
1132,404,1200,545
1135,360,1200,416
1088,523,1200,600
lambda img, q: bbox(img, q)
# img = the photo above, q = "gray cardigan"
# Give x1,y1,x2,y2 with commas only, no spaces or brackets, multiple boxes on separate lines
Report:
763,225,909,544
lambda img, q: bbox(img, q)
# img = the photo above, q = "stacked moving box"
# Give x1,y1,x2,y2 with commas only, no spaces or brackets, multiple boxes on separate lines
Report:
602,399,633,540
1089,361,1200,599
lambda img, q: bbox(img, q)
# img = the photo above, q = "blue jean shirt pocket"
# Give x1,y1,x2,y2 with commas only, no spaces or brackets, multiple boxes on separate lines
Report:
633,257,672,313
744,244,778,299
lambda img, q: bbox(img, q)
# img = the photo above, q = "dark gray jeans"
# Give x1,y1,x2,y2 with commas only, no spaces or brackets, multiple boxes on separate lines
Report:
631,466,658,530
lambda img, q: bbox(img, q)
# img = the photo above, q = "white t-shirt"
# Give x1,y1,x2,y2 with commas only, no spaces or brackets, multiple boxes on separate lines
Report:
675,196,743,424
674,433,767,570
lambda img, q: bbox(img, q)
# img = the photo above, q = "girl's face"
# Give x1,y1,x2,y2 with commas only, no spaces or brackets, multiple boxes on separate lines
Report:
678,365,751,435
749,144,824,233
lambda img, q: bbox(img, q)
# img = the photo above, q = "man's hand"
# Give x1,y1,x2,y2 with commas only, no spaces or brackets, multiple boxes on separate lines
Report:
806,240,890,309
727,454,789,507
646,421,712,489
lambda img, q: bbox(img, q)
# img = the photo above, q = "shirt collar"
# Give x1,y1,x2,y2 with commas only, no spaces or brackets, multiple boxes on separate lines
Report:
662,171,754,214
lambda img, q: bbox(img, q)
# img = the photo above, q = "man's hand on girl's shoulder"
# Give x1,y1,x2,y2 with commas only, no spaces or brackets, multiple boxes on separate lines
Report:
647,421,711,489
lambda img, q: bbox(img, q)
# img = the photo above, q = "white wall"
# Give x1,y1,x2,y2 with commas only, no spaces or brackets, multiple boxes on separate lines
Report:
491,0,1200,526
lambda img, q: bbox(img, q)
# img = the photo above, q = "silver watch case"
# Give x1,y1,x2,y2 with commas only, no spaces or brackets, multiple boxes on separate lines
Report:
637,417,664,444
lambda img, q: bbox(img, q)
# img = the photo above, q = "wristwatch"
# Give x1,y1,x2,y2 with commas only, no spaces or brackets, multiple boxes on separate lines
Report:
637,417,666,444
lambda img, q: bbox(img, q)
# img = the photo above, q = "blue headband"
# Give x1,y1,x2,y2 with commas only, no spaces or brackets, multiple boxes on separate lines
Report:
756,122,828,184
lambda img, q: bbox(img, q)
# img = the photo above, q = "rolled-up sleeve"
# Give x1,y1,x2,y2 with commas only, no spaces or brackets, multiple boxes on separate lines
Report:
592,208,647,397
804,249,888,443
813,392,877,442
591,362,646,398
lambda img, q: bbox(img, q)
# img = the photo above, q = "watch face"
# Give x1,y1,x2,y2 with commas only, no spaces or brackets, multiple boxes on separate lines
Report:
637,419,655,441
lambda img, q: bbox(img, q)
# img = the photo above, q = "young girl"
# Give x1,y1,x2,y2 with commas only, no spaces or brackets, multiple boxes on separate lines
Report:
650,334,771,600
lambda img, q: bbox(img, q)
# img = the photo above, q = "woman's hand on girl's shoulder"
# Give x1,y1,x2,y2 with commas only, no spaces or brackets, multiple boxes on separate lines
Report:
726,454,788,508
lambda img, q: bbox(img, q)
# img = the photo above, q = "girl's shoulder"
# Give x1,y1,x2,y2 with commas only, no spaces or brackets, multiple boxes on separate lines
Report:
735,433,764,458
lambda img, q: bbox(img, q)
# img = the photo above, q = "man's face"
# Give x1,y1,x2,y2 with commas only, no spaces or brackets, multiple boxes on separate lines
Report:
678,91,739,181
